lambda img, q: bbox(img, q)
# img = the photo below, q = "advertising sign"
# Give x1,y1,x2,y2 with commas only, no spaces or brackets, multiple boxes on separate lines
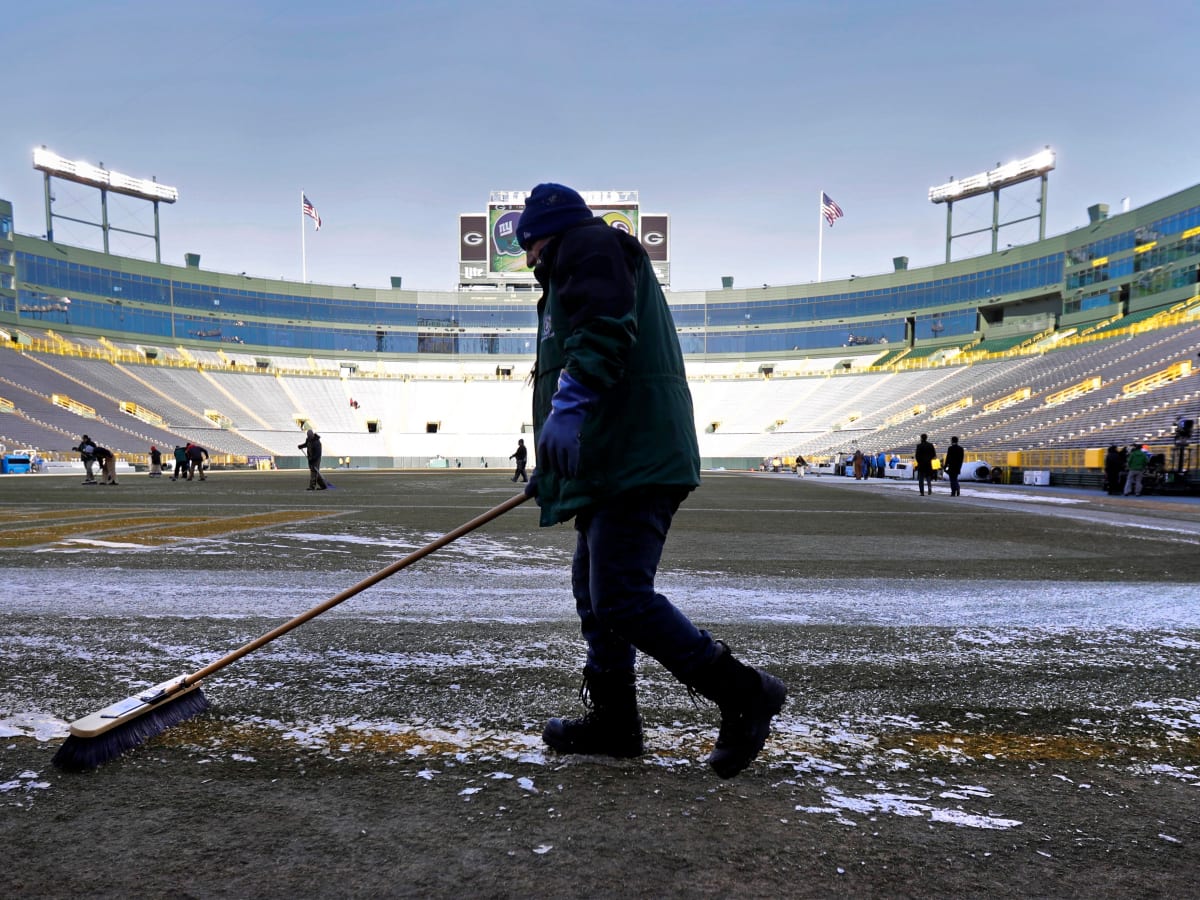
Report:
460,215,487,262
488,205,526,273
640,214,669,262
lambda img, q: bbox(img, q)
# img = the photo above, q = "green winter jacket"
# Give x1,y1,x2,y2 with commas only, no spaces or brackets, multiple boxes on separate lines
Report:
530,218,701,526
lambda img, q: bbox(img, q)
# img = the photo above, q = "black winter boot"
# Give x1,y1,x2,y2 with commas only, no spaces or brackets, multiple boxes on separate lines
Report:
686,641,787,779
542,669,644,758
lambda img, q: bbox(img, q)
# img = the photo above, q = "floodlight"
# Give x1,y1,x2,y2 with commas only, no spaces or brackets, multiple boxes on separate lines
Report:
929,148,1055,204
33,147,178,203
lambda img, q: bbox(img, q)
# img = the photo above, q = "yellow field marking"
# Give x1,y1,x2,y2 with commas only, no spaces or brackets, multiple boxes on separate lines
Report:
155,720,535,758
116,510,336,545
0,508,152,524
224,723,520,757
144,719,1200,764
0,510,338,548
879,730,1200,762
0,515,177,548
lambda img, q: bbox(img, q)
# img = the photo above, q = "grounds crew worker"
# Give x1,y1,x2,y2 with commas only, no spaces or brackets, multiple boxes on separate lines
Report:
518,183,786,778
73,434,98,484
509,438,528,483
299,429,328,491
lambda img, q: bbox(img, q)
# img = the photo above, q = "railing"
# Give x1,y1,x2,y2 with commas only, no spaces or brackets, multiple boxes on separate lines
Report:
932,396,971,419
1044,376,1102,406
119,401,166,427
51,393,96,417
1122,361,1193,398
983,387,1031,412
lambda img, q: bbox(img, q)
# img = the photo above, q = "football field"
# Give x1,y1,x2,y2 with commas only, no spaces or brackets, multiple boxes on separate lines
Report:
3,469,1200,898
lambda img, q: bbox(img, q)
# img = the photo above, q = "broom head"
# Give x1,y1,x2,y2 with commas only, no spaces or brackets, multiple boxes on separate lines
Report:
52,676,210,772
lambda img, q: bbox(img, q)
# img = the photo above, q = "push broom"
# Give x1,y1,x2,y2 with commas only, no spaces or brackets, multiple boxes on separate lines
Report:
52,491,532,771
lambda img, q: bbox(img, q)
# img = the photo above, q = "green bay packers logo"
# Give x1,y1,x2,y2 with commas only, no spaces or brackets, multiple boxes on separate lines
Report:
602,211,634,234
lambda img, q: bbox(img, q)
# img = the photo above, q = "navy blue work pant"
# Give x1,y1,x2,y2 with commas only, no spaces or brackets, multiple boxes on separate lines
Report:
571,490,715,681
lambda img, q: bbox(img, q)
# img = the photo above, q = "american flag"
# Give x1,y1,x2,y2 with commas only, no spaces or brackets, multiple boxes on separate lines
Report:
302,194,322,231
821,192,844,227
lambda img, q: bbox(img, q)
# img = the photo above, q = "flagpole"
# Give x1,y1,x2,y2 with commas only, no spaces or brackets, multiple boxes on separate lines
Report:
301,190,307,283
817,190,824,283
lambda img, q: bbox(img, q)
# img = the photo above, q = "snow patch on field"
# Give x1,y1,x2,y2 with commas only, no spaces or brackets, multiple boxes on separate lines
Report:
794,785,1022,830
0,770,51,794
0,713,68,741
4,567,1200,630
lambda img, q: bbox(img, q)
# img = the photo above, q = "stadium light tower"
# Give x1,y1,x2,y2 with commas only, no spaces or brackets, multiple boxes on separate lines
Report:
33,147,178,263
929,147,1054,263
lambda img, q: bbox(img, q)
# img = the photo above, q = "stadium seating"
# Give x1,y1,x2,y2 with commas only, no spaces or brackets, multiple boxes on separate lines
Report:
1,315,1197,472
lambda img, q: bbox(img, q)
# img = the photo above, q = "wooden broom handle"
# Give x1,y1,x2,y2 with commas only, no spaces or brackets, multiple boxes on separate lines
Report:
184,491,533,685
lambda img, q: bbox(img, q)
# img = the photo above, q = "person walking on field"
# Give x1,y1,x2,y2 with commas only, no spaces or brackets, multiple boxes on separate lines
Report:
298,429,328,491
148,445,163,478
943,436,965,497
171,445,188,481
509,438,528,483
1124,443,1149,496
518,182,787,779
914,433,937,496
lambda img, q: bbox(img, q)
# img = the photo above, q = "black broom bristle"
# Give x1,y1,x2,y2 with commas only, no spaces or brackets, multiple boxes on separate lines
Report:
52,688,211,772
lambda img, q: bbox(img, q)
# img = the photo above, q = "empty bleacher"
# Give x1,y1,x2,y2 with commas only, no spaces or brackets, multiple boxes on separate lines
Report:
3,313,1197,470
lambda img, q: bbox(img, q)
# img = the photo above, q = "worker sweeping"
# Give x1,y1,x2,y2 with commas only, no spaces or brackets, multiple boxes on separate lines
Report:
517,183,787,779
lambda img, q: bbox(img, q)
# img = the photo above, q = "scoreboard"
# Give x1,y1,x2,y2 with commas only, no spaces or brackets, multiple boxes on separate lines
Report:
459,190,670,289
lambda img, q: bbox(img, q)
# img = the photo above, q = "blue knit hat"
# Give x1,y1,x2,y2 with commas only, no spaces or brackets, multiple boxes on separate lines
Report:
517,183,592,250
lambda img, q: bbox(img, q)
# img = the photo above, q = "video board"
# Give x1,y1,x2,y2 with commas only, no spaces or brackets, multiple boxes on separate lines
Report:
459,191,668,286
486,190,639,275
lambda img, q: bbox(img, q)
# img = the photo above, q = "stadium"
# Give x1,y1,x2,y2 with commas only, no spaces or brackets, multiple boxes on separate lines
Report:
1,147,1197,489
5,148,1200,896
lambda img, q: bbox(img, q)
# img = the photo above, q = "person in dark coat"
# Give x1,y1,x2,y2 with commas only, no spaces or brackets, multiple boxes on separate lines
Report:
1103,444,1122,495
148,445,163,477
509,438,528,483
914,433,937,496
519,182,785,779
185,443,209,481
73,434,97,484
171,445,188,481
944,436,965,497
298,429,327,490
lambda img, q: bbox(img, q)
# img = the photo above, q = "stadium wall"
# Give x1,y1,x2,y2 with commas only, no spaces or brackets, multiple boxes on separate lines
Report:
3,184,1199,370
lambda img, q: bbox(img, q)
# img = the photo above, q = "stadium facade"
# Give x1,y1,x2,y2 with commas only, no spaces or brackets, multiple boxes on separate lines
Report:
1,173,1198,479
3,183,1198,364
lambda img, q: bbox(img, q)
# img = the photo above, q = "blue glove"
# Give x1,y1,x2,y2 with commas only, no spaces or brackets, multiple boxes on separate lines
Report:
537,370,598,477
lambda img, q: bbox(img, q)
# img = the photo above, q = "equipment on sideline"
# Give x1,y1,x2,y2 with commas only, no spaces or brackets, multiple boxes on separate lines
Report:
52,491,533,771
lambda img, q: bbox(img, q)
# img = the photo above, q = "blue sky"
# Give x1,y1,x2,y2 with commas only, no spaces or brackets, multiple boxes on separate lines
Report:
4,0,1198,291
